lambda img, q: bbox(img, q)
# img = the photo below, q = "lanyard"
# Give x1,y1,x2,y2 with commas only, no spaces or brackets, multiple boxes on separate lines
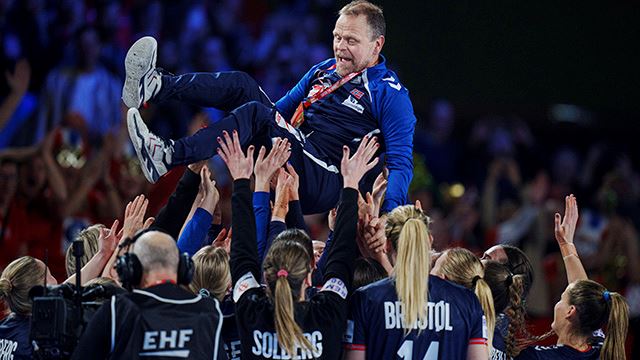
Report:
290,70,363,128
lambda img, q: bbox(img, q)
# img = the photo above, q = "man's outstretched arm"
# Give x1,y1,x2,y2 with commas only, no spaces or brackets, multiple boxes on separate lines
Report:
378,87,416,213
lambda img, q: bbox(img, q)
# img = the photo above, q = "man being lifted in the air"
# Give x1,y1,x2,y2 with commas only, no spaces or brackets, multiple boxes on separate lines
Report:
124,0,416,214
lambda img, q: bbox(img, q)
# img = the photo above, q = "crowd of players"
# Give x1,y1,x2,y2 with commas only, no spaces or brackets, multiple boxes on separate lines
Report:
0,0,635,359
0,130,630,360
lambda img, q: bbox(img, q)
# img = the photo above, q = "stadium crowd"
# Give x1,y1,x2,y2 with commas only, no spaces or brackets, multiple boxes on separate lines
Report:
0,0,637,359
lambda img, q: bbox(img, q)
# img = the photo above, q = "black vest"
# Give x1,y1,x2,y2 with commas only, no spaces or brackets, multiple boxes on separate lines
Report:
109,284,225,359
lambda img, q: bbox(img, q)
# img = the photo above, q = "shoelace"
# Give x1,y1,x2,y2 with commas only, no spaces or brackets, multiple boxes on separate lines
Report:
151,134,173,149
142,67,171,109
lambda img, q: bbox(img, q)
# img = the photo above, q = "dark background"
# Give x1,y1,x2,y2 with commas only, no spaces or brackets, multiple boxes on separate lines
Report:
380,0,640,124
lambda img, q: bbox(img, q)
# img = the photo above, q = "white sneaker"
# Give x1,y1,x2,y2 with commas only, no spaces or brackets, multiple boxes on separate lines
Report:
122,36,162,108
126,108,173,183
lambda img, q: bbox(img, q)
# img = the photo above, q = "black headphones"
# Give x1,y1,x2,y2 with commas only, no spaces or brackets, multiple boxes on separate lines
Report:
115,229,194,290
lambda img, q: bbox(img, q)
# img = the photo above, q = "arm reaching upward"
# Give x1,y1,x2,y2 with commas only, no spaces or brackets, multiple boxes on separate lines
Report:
555,194,587,283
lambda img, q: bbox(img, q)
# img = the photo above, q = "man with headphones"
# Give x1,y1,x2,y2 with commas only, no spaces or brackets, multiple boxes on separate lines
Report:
72,231,226,359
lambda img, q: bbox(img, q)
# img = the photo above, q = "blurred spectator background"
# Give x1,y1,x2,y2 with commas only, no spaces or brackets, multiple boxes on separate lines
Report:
0,0,638,357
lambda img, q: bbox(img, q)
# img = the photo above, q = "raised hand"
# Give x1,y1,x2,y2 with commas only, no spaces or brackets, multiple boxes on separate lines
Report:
199,166,220,214
555,194,587,282
98,220,120,257
358,192,375,221
371,171,388,215
212,228,232,254
341,135,379,189
121,194,149,240
143,217,155,229
102,197,147,280
217,130,254,180
212,228,227,247
254,138,291,192
364,214,387,254
555,194,579,247
187,160,208,175
285,163,300,201
272,169,293,221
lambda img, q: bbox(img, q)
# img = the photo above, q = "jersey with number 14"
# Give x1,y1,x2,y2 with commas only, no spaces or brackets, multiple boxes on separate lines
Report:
344,275,487,360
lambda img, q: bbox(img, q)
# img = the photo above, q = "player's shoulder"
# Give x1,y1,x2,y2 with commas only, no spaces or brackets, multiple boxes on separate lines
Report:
366,55,407,92
355,277,395,299
429,274,468,292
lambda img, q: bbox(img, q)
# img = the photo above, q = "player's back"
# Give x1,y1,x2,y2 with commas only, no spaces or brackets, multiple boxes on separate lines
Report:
345,275,487,360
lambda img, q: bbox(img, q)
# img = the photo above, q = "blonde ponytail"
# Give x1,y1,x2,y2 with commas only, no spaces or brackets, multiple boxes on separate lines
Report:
394,218,431,334
263,237,315,357
273,275,313,357
474,278,495,349
436,248,496,349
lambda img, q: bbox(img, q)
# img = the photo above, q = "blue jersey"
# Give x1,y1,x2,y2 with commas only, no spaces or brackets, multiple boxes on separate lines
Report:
344,275,487,360
276,56,416,213
515,344,601,360
0,314,32,360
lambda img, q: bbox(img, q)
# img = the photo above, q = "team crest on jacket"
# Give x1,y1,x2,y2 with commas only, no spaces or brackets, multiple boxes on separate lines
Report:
350,88,365,100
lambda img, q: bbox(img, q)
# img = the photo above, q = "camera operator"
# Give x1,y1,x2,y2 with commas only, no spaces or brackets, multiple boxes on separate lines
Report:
72,231,226,359
0,256,58,360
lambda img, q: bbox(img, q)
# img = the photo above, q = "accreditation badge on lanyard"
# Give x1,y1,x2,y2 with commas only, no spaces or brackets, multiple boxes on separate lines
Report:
289,70,363,128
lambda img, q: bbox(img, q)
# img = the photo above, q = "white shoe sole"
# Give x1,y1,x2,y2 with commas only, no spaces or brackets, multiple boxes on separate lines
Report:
122,36,157,108
126,108,159,183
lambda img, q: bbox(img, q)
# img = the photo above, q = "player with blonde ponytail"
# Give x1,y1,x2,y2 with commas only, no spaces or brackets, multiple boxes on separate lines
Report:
394,217,431,333
264,240,316,356
345,206,489,359
431,247,497,350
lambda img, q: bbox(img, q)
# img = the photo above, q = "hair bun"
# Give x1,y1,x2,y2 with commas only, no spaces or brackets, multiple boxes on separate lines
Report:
0,278,13,293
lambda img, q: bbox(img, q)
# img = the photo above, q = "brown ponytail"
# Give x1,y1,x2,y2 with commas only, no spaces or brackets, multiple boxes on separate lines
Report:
263,237,315,357
567,280,629,360
504,274,526,357
601,292,629,360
